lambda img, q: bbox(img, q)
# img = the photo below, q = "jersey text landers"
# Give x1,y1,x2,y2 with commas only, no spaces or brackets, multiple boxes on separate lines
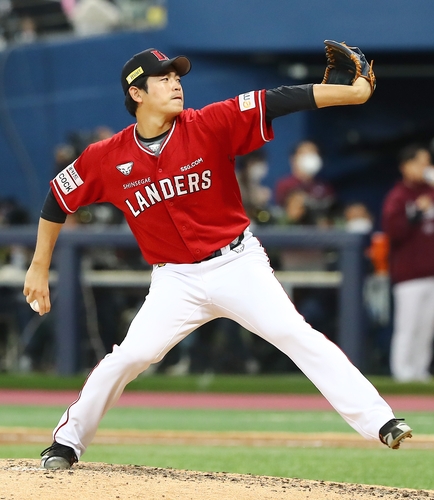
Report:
124,169,212,217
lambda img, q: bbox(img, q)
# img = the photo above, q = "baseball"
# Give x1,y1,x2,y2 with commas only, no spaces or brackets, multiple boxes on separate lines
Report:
30,300,40,312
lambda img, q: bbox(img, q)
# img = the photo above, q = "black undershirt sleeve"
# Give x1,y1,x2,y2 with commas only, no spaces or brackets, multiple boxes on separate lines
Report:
41,188,67,223
265,84,317,122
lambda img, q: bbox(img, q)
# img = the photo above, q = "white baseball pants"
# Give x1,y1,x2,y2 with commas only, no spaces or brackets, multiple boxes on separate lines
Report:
391,276,434,382
54,229,395,458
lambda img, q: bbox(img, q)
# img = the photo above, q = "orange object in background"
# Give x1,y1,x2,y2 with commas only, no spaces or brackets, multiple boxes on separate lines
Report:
367,231,390,274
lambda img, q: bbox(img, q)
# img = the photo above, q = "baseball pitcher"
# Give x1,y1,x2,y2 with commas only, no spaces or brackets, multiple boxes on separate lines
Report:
23,42,412,469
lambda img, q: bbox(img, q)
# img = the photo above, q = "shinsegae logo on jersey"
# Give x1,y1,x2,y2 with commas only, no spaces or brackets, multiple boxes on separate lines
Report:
55,163,83,195
238,91,256,111
116,161,134,175
125,170,212,218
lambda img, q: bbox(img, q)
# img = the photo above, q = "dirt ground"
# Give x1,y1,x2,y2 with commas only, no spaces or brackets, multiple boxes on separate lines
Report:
1,391,433,499
1,459,433,500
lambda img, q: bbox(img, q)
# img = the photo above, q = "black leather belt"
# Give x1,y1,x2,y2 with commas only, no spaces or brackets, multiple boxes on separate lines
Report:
199,231,245,262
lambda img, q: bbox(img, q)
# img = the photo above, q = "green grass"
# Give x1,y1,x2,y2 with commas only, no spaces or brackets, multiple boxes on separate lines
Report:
1,373,434,394
1,444,432,490
0,406,432,434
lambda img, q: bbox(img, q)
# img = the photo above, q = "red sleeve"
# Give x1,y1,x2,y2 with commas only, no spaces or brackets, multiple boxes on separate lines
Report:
195,90,274,157
50,143,105,213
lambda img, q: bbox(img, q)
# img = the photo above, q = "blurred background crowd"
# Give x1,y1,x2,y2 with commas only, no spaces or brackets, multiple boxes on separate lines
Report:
0,0,167,48
1,1,434,383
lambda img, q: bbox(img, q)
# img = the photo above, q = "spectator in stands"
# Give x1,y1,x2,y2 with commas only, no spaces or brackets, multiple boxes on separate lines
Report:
236,149,274,226
274,140,336,227
279,189,318,227
276,182,336,273
382,144,434,382
12,15,37,44
68,0,121,36
343,202,374,234
4,0,72,42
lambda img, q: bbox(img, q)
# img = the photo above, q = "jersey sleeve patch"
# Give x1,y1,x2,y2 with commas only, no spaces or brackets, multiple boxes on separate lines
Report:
54,163,84,195
238,91,256,112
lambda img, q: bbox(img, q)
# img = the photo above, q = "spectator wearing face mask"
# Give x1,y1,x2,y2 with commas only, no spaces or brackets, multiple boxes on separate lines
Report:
274,140,336,226
344,202,374,234
237,149,273,226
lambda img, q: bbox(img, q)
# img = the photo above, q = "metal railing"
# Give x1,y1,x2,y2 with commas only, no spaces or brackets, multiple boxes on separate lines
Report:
0,225,368,373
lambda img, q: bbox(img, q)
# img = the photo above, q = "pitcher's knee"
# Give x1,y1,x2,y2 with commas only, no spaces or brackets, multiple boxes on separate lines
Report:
111,343,164,374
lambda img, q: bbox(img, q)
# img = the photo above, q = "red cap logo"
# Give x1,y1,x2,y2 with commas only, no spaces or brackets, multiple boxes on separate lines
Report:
151,50,169,62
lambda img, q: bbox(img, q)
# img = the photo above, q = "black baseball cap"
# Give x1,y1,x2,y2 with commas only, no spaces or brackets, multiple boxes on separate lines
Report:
121,48,191,94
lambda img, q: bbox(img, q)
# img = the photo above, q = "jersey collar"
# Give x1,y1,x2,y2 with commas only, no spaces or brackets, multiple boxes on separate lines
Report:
133,122,176,156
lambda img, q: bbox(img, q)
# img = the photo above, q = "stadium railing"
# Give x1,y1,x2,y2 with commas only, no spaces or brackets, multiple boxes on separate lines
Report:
0,226,367,374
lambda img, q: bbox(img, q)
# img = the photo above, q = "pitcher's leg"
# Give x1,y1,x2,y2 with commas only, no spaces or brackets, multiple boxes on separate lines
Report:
54,264,212,458
53,343,150,458
210,242,395,440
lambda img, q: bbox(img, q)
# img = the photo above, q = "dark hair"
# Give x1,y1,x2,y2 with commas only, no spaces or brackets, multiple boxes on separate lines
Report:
124,76,149,117
398,143,430,166
289,140,321,157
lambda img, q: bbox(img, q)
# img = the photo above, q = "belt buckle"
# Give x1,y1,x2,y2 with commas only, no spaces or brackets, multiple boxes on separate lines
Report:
201,230,244,262
230,232,244,249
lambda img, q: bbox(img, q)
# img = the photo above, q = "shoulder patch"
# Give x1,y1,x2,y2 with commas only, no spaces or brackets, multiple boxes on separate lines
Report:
238,91,256,112
54,163,83,195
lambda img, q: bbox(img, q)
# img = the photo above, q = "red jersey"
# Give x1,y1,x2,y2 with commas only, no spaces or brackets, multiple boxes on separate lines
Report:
51,91,273,264
382,180,434,284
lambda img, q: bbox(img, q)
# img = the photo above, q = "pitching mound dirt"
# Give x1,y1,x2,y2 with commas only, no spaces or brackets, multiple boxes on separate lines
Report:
1,459,432,500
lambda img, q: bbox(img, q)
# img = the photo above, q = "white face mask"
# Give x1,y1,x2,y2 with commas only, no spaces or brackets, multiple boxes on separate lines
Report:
346,218,373,234
248,161,268,182
297,153,323,176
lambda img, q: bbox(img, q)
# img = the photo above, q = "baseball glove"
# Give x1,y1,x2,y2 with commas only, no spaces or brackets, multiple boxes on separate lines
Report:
322,40,376,94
